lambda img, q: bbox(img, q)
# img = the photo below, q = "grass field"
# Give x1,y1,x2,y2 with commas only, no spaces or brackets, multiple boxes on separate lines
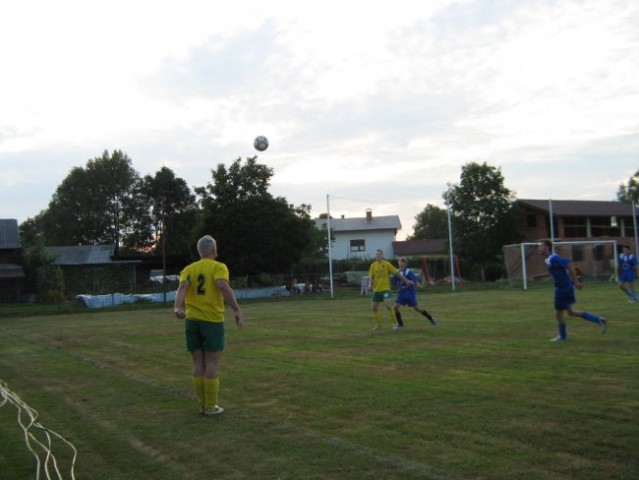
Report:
1,282,638,480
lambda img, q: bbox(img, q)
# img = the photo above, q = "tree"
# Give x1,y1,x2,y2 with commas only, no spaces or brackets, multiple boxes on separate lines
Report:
196,156,272,204
410,204,448,239
19,215,46,247
137,166,198,254
19,244,64,302
446,162,522,280
195,156,315,278
38,150,145,255
617,169,639,204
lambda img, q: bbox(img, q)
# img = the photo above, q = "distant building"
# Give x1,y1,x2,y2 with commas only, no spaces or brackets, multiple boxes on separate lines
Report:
0,219,25,302
516,199,636,244
45,245,141,296
315,209,401,260
392,238,448,258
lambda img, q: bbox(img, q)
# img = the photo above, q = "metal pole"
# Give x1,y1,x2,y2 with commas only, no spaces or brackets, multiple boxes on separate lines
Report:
521,243,528,291
446,189,456,291
548,198,555,249
633,201,639,259
326,194,334,298
161,196,167,304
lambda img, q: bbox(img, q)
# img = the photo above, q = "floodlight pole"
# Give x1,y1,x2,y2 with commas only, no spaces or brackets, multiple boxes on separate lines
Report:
161,196,167,304
548,198,556,249
326,194,334,298
633,201,639,259
445,187,456,291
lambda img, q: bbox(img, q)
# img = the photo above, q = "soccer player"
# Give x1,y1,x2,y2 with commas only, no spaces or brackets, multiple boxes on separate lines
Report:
368,249,411,330
393,257,438,329
533,240,607,342
174,235,245,416
617,244,638,304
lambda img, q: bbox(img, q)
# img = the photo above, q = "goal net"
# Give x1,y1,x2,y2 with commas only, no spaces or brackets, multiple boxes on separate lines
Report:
503,240,619,290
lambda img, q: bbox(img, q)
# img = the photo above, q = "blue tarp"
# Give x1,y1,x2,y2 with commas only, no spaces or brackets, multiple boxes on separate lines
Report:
76,286,293,309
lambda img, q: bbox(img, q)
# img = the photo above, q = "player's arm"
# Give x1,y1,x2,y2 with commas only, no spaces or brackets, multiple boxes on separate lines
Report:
217,278,245,329
174,279,189,319
568,264,583,290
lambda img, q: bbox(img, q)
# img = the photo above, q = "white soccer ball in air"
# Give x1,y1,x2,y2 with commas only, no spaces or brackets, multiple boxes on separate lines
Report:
254,136,269,152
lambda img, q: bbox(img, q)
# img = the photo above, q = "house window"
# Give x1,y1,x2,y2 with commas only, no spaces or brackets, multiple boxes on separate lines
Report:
527,214,537,228
590,216,621,237
350,239,366,252
563,216,587,237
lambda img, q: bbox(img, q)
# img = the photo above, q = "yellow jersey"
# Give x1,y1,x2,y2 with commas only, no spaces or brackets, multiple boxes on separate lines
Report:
369,260,398,292
179,258,230,323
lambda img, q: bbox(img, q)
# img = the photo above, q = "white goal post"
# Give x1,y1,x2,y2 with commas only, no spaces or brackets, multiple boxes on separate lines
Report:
503,240,619,290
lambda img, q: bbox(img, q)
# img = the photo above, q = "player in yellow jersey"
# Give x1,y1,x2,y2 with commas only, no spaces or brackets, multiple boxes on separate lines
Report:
368,249,412,330
174,235,244,416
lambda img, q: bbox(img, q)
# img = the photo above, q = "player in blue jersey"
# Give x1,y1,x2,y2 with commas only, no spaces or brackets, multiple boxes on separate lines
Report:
534,240,607,341
617,244,638,304
392,257,438,329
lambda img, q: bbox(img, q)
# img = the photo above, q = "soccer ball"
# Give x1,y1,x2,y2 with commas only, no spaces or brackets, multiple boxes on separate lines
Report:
254,136,269,151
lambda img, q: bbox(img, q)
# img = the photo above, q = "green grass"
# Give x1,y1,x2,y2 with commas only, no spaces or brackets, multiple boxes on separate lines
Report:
1,283,638,479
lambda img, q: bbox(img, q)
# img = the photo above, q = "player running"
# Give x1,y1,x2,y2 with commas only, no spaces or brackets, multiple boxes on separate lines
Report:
392,257,438,329
617,244,638,304
368,249,410,330
533,240,607,342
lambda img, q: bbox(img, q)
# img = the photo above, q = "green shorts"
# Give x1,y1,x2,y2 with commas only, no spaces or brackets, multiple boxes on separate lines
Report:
185,320,225,352
372,290,392,303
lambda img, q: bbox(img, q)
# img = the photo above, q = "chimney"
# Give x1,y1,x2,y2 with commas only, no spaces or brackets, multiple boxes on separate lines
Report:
365,208,372,223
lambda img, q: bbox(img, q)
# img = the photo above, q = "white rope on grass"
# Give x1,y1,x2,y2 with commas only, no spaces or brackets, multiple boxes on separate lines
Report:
0,379,77,480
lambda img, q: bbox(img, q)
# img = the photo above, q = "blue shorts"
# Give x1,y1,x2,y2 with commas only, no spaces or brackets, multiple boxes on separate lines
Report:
185,320,225,352
396,289,418,307
619,271,636,283
554,289,575,311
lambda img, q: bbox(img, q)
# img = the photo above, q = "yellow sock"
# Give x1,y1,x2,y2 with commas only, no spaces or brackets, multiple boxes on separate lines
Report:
389,310,397,324
204,377,220,410
192,376,205,409
373,312,380,325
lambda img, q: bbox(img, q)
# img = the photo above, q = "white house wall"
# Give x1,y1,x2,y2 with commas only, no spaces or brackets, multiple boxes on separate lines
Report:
331,231,396,260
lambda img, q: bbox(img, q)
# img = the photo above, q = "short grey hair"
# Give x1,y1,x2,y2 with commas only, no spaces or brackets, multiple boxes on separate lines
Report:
197,235,217,257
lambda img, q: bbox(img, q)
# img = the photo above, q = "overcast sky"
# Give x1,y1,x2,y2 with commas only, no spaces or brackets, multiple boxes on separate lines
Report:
1,0,638,240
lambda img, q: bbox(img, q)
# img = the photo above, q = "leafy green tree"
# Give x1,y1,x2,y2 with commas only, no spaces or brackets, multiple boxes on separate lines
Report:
19,216,45,247
137,166,198,254
445,162,522,280
37,262,66,304
410,204,448,239
19,244,62,300
617,169,639,204
195,156,315,278
197,156,273,203
38,150,145,255
40,166,110,245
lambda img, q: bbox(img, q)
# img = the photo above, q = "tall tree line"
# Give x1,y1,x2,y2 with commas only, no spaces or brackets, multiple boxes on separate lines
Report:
19,150,323,276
